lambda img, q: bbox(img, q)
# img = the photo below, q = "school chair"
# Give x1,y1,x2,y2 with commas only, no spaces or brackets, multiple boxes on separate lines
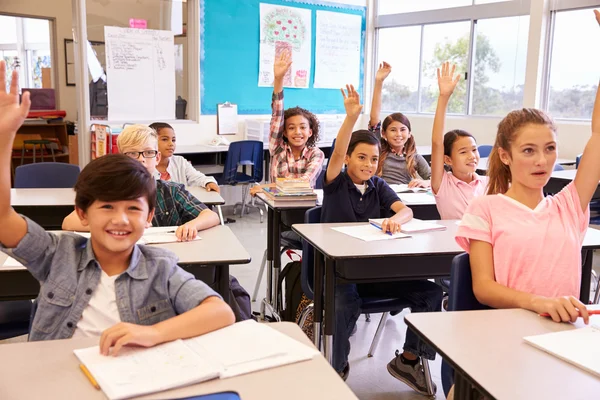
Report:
441,253,491,397
0,300,34,340
213,140,264,222
576,154,600,225
14,162,80,188
298,205,435,390
477,145,492,158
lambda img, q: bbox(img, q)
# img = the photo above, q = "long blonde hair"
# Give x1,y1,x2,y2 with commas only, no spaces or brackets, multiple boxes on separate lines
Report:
487,108,556,195
376,113,417,178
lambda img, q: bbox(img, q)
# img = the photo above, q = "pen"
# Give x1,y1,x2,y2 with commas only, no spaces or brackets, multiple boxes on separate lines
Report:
539,310,600,318
79,364,101,390
370,222,393,236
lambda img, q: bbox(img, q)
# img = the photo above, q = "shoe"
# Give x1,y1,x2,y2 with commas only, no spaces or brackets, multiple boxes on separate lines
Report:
387,350,437,396
338,363,350,381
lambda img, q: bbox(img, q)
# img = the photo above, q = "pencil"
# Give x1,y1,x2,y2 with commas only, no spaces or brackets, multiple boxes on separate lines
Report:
79,364,101,390
539,309,600,318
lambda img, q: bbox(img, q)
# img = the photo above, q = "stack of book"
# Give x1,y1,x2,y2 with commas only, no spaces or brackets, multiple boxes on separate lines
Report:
262,178,317,205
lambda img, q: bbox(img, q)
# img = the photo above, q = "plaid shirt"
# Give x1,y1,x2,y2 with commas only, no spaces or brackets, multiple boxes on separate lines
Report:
269,91,325,186
153,179,207,227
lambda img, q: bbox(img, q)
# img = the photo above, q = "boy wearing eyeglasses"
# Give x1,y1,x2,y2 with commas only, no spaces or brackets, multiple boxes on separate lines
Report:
63,125,220,241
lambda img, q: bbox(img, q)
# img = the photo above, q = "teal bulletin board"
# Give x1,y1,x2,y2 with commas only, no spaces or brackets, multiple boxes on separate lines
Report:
200,0,367,115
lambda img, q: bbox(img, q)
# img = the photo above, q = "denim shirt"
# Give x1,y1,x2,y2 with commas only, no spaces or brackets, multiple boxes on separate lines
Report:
1,217,220,341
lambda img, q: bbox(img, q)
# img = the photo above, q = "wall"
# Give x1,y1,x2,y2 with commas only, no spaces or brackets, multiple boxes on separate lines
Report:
0,0,77,120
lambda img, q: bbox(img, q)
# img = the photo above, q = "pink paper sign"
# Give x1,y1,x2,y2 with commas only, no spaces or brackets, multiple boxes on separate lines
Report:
129,18,147,29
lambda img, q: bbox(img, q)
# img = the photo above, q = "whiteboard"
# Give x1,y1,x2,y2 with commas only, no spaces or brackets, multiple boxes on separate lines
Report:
104,26,175,121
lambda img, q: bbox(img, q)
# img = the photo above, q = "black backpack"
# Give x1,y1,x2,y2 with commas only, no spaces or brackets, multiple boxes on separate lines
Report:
227,275,253,322
279,250,303,322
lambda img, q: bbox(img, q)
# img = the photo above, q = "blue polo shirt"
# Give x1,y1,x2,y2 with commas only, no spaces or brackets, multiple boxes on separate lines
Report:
321,171,401,223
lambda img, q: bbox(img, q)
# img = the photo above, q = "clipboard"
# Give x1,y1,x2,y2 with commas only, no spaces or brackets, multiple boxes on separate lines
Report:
217,102,238,135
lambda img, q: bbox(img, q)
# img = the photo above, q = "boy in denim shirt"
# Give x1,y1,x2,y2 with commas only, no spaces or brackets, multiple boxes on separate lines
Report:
0,61,234,354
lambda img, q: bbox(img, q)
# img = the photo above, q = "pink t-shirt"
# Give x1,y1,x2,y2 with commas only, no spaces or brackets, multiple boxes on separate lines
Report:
434,172,488,220
455,182,589,298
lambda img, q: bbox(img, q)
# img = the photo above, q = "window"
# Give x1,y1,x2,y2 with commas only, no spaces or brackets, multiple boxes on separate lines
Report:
547,7,600,120
375,2,529,116
0,15,53,92
377,0,516,15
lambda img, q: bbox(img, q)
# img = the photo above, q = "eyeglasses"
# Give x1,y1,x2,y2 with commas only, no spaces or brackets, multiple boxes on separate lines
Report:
124,150,158,159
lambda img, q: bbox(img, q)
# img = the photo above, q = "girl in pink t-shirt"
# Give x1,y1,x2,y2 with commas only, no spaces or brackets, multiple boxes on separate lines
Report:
430,62,488,220
455,33,600,322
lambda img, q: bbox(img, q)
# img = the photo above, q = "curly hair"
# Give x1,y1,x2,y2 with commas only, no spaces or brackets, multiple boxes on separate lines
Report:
283,106,320,147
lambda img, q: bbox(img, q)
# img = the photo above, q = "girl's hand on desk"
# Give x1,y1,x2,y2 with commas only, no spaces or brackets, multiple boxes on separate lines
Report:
532,296,589,324
380,218,401,234
100,323,162,356
176,222,198,242
250,185,264,197
408,179,430,188
206,182,220,193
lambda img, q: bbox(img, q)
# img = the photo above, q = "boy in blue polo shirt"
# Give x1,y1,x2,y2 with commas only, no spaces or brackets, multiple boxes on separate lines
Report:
323,85,442,396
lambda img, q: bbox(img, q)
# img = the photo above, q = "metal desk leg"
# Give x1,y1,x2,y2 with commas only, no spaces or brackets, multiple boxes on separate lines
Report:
581,249,593,304
454,370,478,400
324,257,335,365
217,205,224,226
313,250,324,352
272,209,282,313
260,207,275,320
218,264,229,304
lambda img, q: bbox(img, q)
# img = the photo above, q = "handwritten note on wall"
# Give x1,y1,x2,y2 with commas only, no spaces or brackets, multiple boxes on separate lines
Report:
104,26,175,121
313,11,362,89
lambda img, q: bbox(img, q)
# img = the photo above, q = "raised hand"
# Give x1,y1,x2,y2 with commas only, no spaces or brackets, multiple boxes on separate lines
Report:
0,61,31,143
437,62,461,98
375,62,392,83
273,50,292,81
341,84,363,119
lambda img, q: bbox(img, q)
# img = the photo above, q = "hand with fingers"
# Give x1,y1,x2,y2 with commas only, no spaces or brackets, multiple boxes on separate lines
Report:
375,62,392,83
531,295,590,324
380,218,401,234
206,182,220,193
437,61,461,98
408,179,430,189
176,221,199,242
99,322,163,356
341,84,363,119
0,60,31,143
273,50,293,81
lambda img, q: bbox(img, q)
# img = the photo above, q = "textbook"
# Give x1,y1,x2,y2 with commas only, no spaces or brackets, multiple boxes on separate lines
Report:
369,218,447,234
389,184,430,193
524,325,600,378
74,320,319,400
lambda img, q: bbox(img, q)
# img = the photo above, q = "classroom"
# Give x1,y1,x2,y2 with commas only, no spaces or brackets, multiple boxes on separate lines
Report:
0,0,599,399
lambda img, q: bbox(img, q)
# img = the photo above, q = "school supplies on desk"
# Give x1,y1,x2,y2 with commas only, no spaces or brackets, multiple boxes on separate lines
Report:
523,325,600,378
332,224,410,242
73,227,201,245
369,218,447,234
389,184,429,193
262,187,317,206
74,320,319,400
397,192,435,204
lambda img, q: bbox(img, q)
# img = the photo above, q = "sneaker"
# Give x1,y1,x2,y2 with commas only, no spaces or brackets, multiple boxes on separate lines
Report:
387,350,437,396
338,363,350,381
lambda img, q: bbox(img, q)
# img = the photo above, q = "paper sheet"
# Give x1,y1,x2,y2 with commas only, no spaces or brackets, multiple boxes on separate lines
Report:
398,192,436,205
105,26,175,120
258,3,312,89
332,224,410,242
389,184,429,193
72,227,201,245
369,218,446,234
217,103,238,135
313,11,362,89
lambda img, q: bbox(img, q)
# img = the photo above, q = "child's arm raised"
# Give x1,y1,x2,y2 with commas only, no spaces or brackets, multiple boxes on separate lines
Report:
268,51,293,156
0,61,31,248
431,62,461,194
369,62,391,128
470,239,589,324
326,85,363,184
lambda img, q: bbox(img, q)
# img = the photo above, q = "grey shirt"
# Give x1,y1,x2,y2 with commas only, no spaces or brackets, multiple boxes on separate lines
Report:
2,217,220,341
381,153,431,185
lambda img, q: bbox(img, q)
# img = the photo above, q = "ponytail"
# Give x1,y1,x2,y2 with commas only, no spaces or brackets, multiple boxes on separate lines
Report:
486,144,511,195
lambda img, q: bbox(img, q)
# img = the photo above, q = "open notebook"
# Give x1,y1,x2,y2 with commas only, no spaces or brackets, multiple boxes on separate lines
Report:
523,324,600,378
369,218,447,234
74,320,319,400
389,184,429,193
73,226,199,245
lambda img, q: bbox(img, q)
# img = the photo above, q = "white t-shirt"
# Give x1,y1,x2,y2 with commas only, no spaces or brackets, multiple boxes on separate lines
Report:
73,270,121,338
354,182,367,195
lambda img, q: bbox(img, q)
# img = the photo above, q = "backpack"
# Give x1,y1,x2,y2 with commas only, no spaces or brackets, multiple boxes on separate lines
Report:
279,250,303,322
227,275,253,322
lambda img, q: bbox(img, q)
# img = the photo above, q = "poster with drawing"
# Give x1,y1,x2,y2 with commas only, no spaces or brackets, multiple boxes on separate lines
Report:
258,3,311,89
314,11,362,89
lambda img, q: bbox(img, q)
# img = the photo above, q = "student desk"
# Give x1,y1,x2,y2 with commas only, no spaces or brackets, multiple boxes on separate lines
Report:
0,225,250,304
11,188,75,230
0,322,357,400
186,186,226,225
416,145,432,162
543,169,600,199
405,309,600,400
396,191,440,220
477,157,575,174
292,221,600,364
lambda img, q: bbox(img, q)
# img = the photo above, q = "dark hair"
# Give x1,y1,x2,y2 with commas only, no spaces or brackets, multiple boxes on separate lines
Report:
377,113,417,178
444,129,476,157
347,130,380,155
487,108,556,195
283,107,320,147
75,154,157,213
149,122,174,135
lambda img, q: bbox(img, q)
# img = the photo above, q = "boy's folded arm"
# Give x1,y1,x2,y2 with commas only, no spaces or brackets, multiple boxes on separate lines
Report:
190,208,220,231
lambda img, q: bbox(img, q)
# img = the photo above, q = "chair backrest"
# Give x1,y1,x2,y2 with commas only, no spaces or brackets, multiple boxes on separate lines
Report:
220,140,264,185
477,145,493,158
448,253,490,312
576,153,582,169
14,162,80,188
553,163,564,171
301,206,322,299
314,168,327,190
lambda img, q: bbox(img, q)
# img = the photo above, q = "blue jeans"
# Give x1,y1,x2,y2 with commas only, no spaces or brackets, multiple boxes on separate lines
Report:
333,280,442,373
